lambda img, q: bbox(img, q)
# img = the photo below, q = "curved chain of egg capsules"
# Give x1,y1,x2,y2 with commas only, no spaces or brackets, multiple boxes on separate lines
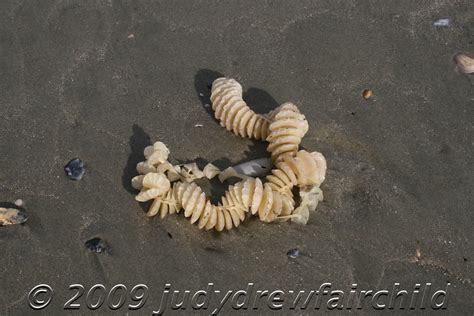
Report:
210,77,270,140
144,149,323,230
211,78,309,162
135,78,326,230
147,178,294,231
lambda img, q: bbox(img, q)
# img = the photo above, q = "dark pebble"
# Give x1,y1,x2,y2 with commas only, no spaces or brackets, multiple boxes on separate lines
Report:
85,237,106,253
64,158,85,180
287,248,300,259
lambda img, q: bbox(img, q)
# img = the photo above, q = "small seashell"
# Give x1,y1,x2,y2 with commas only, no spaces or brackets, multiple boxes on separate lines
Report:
64,158,85,180
216,158,272,183
233,158,272,177
454,53,474,74
362,89,373,99
433,18,450,27
0,207,28,226
127,33,135,39
194,124,203,128
85,237,106,253
287,248,300,259
218,167,252,182
14,199,24,207
415,248,421,260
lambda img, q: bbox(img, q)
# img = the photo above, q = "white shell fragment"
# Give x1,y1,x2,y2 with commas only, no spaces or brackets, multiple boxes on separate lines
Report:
233,158,272,177
218,167,253,182
454,53,474,74
433,18,450,27
217,158,272,182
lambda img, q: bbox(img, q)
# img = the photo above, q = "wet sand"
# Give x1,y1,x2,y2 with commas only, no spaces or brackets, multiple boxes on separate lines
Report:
0,1,473,315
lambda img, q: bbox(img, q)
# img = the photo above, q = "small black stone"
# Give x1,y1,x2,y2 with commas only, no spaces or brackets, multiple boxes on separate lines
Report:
287,248,300,259
167,232,173,239
85,237,106,253
64,158,85,180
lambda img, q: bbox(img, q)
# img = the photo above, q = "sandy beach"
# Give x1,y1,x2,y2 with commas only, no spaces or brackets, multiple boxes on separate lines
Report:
1,1,473,314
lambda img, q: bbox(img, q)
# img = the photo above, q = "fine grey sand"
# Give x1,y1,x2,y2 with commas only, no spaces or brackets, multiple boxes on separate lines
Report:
1,1,473,315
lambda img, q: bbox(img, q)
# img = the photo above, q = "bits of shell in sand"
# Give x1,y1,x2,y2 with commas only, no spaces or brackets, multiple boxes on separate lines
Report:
454,53,474,74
